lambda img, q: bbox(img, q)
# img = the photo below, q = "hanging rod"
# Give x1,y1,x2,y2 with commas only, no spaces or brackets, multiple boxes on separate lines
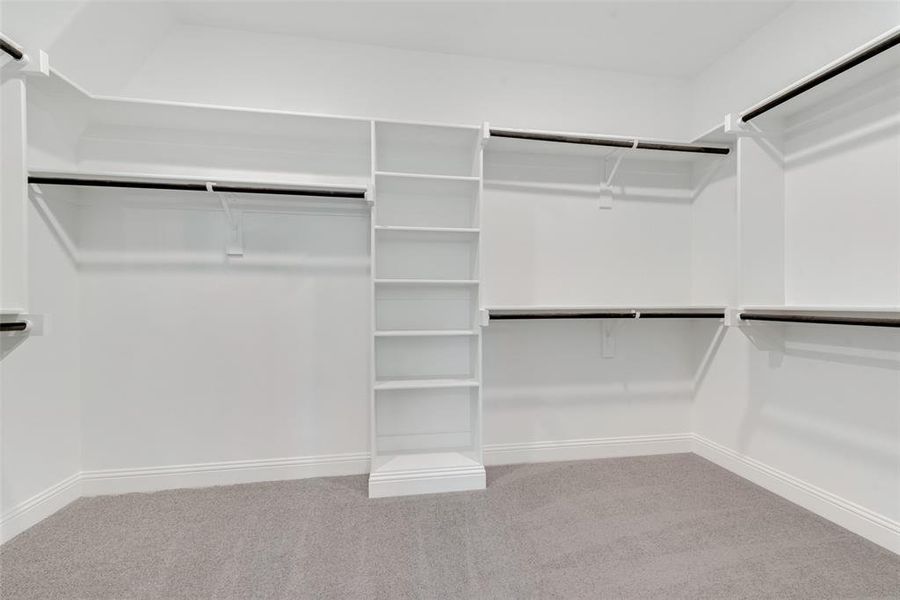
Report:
740,312,900,328
0,321,29,332
27,176,367,199
0,33,25,61
490,311,638,320
489,308,726,321
741,29,900,122
489,128,730,155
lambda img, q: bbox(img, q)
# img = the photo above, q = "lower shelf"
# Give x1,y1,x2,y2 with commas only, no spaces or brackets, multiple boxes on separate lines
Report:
368,451,486,498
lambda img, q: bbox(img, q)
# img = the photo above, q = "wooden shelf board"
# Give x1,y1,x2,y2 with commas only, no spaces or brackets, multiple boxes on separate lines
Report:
374,330,478,337
375,279,479,286
374,378,479,391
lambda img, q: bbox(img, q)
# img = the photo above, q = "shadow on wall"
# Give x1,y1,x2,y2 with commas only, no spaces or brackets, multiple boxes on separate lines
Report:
29,185,371,271
737,322,900,468
482,319,722,441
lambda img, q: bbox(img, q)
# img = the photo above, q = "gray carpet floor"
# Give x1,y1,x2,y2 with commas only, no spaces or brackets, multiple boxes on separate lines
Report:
1,454,898,599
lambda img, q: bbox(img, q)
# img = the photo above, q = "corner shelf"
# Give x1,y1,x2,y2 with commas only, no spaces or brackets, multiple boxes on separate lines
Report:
738,306,900,328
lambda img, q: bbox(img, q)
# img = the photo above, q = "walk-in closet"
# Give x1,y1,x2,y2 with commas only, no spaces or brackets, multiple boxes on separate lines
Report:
1,2,898,598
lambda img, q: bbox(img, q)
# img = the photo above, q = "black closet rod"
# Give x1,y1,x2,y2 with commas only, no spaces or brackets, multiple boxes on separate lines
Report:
489,129,731,155
0,321,29,332
741,29,900,122
0,33,24,61
27,176,367,199
491,311,638,320
740,312,900,328
490,311,726,320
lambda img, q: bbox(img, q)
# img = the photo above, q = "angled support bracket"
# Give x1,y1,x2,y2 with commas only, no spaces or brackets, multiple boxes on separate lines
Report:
207,182,243,257
691,157,727,200
598,139,637,209
365,183,375,207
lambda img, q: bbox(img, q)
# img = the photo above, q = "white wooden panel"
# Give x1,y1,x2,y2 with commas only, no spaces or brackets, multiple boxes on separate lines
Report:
1,77,28,311
737,135,785,305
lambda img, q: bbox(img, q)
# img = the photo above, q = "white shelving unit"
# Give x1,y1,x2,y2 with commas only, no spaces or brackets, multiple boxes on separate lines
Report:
369,122,486,498
733,28,900,310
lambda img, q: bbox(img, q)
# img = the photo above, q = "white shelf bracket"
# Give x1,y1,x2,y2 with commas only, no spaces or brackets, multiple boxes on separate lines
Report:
724,307,740,328
724,113,766,138
481,121,491,147
480,308,490,327
207,182,243,257
365,183,375,207
598,139,636,209
601,320,616,358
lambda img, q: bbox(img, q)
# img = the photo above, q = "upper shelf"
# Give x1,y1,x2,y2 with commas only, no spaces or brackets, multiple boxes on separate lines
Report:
739,306,900,328
487,306,726,321
486,127,731,163
26,69,374,186
738,27,900,126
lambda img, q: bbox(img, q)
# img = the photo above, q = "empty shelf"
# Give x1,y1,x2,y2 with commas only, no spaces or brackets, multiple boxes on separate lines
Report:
374,378,480,391
374,226,480,234
375,279,479,286
374,330,478,337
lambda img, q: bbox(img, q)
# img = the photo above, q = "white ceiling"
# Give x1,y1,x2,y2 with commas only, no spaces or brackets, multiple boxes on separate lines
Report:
168,1,794,77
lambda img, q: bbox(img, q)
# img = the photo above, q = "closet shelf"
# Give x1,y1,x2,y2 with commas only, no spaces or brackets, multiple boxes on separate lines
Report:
374,226,480,234
487,306,726,321
374,378,480,391
375,171,480,182
374,279,479,286
374,330,478,337
486,127,731,162
27,169,369,198
739,306,900,328
738,27,900,123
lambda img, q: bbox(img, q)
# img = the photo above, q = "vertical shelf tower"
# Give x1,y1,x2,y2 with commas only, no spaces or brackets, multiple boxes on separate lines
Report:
369,122,486,498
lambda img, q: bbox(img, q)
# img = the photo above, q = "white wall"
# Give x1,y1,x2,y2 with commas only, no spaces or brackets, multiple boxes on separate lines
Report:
690,1,900,135
0,191,82,541
691,10,900,551
0,0,171,95
38,189,372,472
121,23,692,140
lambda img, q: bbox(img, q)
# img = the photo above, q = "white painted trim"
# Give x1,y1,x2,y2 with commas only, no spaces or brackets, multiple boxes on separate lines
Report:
368,465,486,499
484,433,693,466
5,439,897,558
0,473,81,544
692,434,900,555
79,451,371,497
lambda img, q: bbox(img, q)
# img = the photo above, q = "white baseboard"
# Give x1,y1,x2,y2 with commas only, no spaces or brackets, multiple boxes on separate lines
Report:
0,473,81,544
692,434,900,555
5,438,897,557
368,465,486,498
484,433,693,466
79,451,371,497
